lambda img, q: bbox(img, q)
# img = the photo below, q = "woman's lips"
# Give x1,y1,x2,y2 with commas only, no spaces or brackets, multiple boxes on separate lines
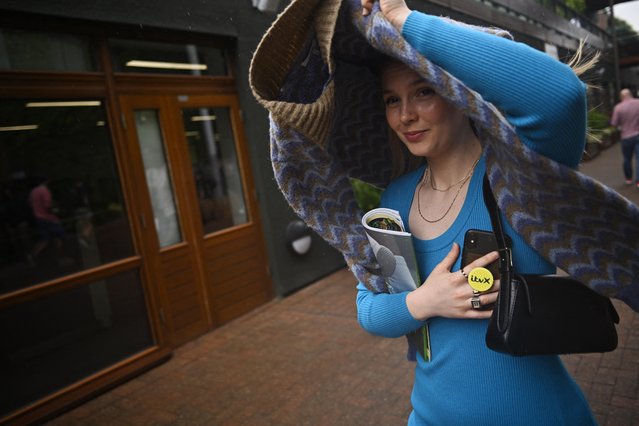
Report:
402,130,427,143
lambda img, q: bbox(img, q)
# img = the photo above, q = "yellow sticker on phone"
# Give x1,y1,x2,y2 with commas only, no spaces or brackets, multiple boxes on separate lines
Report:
468,267,494,292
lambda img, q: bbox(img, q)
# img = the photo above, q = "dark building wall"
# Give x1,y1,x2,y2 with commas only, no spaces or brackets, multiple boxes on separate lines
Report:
0,0,241,37
0,0,347,296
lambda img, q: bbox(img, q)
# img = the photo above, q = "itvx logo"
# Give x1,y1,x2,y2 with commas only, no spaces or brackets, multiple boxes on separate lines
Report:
468,267,494,292
469,275,491,284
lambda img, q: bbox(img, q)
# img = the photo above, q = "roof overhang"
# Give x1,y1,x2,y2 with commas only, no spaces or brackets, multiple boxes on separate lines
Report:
585,0,635,12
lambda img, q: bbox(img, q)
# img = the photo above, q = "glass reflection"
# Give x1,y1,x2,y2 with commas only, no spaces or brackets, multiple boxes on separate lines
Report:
0,99,135,293
0,269,153,416
134,110,182,248
182,107,247,234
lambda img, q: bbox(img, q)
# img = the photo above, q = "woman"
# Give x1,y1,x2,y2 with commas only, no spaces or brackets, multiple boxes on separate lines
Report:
357,0,596,424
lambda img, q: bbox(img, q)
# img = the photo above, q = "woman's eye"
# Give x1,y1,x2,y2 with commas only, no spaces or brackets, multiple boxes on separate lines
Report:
417,87,435,97
384,96,399,106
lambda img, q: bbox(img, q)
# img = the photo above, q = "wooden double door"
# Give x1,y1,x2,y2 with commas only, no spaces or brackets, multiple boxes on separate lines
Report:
119,93,272,347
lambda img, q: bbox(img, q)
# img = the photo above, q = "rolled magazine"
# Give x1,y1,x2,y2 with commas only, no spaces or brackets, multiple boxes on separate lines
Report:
362,208,431,361
362,208,419,292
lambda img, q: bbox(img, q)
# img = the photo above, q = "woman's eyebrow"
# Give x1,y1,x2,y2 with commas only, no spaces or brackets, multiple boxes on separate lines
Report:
382,78,431,94
408,78,428,86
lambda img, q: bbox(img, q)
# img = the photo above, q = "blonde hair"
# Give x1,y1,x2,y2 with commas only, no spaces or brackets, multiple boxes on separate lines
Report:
567,40,600,79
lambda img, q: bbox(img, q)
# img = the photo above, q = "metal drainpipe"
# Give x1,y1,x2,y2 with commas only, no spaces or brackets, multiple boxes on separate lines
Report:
610,0,621,96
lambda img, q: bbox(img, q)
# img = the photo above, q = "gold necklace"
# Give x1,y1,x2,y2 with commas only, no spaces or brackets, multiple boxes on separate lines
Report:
429,156,481,192
417,157,480,223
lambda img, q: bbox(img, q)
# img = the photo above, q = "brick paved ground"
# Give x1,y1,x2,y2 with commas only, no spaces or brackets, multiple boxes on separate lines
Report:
562,300,639,426
47,269,414,425
564,143,639,426
47,144,639,425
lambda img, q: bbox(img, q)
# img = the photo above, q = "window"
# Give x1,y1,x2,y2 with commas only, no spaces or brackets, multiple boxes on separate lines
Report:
0,28,96,72
109,38,227,76
0,269,153,416
0,99,135,292
182,106,248,233
133,109,182,247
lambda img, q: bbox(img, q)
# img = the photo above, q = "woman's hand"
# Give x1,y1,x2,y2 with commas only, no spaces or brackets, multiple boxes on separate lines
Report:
406,243,500,321
361,0,411,31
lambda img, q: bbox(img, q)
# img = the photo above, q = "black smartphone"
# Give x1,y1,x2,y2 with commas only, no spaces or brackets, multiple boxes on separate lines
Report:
461,229,506,281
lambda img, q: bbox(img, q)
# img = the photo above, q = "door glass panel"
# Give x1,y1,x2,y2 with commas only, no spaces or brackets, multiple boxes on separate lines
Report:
0,269,154,416
181,107,248,234
134,110,182,247
109,39,227,76
0,99,135,293
0,28,96,72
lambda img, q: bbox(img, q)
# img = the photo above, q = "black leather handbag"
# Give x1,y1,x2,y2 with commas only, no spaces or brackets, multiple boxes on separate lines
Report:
482,177,620,355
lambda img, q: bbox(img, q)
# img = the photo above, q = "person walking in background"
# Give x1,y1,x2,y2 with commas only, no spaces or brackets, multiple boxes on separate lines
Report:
611,88,639,187
28,177,72,266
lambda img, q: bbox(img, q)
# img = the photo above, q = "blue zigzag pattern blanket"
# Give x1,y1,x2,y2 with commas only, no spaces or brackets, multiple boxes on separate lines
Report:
251,0,639,311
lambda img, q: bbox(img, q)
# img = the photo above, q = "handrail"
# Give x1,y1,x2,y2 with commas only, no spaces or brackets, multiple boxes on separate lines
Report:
534,0,609,39
424,0,609,50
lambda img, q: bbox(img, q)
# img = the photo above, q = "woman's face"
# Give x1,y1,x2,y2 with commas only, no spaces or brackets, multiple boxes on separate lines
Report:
381,62,468,158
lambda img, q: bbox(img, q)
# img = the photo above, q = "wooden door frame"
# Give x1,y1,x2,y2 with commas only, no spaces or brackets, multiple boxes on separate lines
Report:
118,94,213,344
118,89,276,342
167,93,271,326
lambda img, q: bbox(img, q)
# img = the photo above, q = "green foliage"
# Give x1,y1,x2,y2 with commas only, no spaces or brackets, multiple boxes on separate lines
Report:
349,177,383,212
564,0,585,13
587,109,616,144
613,17,635,35
588,109,610,131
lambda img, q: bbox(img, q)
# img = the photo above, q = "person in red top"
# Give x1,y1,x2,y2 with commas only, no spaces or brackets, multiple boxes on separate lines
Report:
28,178,67,263
611,88,639,187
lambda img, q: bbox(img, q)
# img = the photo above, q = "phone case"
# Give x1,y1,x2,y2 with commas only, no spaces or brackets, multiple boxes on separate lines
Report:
461,229,503,280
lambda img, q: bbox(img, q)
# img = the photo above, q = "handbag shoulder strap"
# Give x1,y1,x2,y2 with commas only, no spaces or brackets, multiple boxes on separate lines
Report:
482,175,515,333
482,175,514,279
481,176,621,331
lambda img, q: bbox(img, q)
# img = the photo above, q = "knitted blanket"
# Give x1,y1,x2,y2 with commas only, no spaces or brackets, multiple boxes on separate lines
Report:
250,0,639,311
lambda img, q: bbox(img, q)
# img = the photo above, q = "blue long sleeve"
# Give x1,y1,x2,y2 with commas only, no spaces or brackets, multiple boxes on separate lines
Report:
402,12,587,169
356,282,423,337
